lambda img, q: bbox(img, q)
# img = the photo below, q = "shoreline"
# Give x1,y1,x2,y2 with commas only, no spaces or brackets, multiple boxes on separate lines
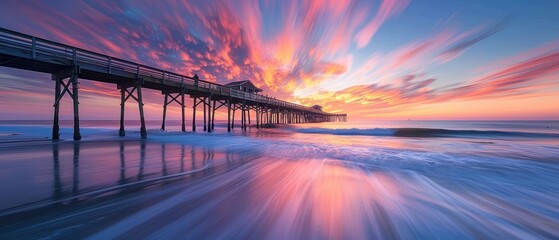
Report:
0,122,557,238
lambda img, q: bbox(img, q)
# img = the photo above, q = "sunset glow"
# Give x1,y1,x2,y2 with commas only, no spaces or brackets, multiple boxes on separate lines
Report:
0,0,558,120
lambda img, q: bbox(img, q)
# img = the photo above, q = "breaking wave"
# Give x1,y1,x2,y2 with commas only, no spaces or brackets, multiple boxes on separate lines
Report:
295,127,559,139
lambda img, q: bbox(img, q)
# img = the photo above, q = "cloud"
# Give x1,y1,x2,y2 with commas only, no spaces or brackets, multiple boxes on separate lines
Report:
297,47,559,114
296,18,510,94
440,51,559,100
0,1,556,120
438,18,509,62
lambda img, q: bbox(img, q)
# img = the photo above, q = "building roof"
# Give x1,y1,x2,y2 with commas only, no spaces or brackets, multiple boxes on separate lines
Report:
311,105,323,111
224,80,263,92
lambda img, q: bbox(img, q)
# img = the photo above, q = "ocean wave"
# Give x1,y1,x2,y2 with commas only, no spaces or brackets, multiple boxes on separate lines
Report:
295,127,559,139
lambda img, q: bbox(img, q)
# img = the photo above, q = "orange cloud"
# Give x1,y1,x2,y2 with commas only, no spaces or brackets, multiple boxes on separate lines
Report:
0,1,556,120
296,47,559,118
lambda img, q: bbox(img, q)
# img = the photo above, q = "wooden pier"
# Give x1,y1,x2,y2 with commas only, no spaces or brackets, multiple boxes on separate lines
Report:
0,27,347,140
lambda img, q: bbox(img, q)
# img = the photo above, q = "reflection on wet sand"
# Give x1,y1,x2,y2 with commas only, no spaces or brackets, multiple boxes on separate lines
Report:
1,134,558,239
72,142,79,202
119,141,125,185
52,143,62,199
82,156,558,239
80,159,411,239
0,139,247,215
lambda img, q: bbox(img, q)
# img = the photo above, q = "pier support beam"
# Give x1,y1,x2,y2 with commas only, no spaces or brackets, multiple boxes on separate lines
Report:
161,90,186,132
138,83,147,139
181,92,186,132
231,105,236,129
71,72,81,140
255,106,260,129
119,87,125,136
209,99,227,132
227,99,231,132
242,101,247,130
161,93,168,130
207,95,212,133
137,79,147,139
52,76,61,140
51,65,81,140
211,99,216,130
192,98,197,132
117,77,147,139
240,103,244,130
203,96,207,131
248,105,251,126
192,96,208,132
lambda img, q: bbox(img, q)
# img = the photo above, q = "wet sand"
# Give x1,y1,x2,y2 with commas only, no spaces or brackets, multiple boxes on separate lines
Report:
0,126,558,239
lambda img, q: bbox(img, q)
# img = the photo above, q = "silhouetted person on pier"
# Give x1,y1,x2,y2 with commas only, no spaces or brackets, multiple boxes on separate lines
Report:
193,73,199,87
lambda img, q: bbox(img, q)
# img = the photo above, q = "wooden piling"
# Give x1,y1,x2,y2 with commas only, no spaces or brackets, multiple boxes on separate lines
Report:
181,91,186,132
248,106,251,126
242,101,247,130
192,98,197,132
119,87,125,136
161,93,168,130
232,105,236,129
207,95,212,133
136,79,147,139
52,76,61,140
71,72,81,140
211,99,216,130
241,102,245,130
203,97,207,131
227,98,231,132
256,106,260,129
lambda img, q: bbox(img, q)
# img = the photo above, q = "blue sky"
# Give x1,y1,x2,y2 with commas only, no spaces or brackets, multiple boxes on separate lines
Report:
0,0,558,120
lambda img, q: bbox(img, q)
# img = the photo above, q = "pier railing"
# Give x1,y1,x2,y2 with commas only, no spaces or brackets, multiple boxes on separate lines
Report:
0,27,328,114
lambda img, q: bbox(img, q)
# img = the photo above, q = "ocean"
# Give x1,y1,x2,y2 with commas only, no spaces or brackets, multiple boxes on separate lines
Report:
0,120,558,239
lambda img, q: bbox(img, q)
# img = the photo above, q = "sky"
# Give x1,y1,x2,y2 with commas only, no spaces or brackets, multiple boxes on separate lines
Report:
0,0,558,120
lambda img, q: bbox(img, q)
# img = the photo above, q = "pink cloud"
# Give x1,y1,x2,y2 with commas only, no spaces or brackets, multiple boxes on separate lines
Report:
299,46,559,115
0,1,555,120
